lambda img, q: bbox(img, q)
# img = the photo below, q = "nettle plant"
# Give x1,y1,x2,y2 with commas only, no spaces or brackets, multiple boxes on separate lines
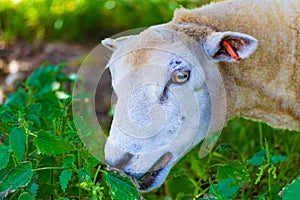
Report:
0,65,140,200
0,65,299,200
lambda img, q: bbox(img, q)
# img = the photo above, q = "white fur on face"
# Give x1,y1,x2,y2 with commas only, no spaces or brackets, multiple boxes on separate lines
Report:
104,34,213,191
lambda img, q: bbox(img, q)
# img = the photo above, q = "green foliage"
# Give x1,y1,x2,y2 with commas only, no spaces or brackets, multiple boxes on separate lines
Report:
0,162,33,197
247,148,266,166
166,175,195,198
9,127,26,162
217,161,250,185
18,192,34,200
0,65,102,199
0,0,210,42
282,178,300,200
59,170,73,192
246,140,288,199
79,171,106,200
0,146,10,169
144,120,300,200
105,172,140,200
0,64,299,199
33,130,74,155
0,64,142,199
209,178,240,199
271,155,287,165
25,182,39,197
247,148,287,167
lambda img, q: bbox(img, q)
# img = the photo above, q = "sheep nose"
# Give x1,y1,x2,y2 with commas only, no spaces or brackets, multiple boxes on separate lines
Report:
104,142,134,171
106,152,133,170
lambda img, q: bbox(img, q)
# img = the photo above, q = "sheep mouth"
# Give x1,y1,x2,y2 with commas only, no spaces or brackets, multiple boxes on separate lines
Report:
138,152,172,191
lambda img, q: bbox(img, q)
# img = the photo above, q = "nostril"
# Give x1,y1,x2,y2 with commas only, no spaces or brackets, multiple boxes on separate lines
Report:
106,152,133,170
105,141,134,170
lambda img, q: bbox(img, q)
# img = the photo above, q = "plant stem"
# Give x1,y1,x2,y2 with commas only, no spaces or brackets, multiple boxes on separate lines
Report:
265,139,271,164
93,165,102,184
209,179,222,199
268,167,272,199
195,186,209,199
265,139,272,198
33,166,65,171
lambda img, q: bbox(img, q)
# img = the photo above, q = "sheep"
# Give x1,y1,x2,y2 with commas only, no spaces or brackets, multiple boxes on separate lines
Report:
102,0,300,192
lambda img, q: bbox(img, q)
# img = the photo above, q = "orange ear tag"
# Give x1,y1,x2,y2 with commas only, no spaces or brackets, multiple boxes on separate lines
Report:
221,40,241,61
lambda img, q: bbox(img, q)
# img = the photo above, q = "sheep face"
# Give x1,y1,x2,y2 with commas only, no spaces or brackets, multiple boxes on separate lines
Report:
102,24,258,192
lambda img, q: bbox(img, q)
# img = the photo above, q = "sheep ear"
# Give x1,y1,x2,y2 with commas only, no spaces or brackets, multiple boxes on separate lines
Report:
203,31,258,62
101,36,132,51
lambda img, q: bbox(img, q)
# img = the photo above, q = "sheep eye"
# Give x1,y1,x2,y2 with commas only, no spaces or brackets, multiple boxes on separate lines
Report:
172,70,190,83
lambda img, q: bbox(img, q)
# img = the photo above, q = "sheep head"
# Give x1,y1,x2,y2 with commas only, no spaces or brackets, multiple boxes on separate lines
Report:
102,22,258,192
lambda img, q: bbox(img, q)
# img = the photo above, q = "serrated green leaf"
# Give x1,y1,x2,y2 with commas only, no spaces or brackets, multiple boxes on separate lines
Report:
271,155,287,164
0,162,33,197
26,68,43,88
80,149,101,167
209,178,240,198
26,65,61,90
26,65,65,99
25,103,42,115
18,192,34,200
62,155,76,168
5,88,28,111
26,182,39,197
87,155,101,167
282,178,300,200
33,131,73,155
78,168,91,182
105,172,140,200
59,170,73,192
49,108,67,119
25,104,42,127
0,160,14,179
0,109,17,124
26,114,41,127
247,148,266,166
0,146,10,170
9,127,26,162
217,161,250,185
